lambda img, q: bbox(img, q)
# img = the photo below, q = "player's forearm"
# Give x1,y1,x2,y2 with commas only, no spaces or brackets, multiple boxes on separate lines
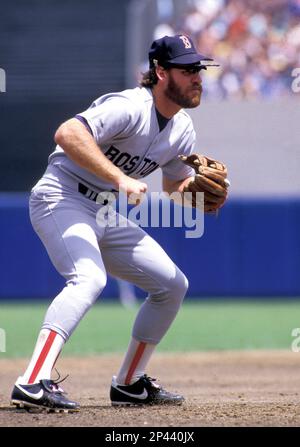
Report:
54,118,125,187
162,176,194,207
163,176,193,194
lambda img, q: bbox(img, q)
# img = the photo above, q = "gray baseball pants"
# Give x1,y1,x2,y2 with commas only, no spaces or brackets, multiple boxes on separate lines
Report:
29,165,188,344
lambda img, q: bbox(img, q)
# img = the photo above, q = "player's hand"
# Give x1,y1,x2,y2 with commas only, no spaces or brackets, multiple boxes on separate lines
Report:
117,175,148,205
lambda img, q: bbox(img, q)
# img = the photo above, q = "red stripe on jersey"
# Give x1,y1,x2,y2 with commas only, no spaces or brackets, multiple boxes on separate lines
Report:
28,330,57,384
125,342,146,385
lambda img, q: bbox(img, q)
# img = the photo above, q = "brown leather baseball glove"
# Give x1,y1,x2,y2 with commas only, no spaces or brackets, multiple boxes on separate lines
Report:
179,153,230,213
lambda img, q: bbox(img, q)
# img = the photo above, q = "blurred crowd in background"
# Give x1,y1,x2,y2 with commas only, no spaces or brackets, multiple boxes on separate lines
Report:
152,0,300,99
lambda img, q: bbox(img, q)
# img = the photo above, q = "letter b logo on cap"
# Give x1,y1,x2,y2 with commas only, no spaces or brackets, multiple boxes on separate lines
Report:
179,35,192,49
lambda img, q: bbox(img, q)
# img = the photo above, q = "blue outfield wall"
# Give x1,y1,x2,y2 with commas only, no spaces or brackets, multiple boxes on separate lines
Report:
0,193,300,299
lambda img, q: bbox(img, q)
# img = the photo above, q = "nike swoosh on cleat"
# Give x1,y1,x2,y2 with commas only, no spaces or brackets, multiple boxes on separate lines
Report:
16,385,44,400
115,386,148,400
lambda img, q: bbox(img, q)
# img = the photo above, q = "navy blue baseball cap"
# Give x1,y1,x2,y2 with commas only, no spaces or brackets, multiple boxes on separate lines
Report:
149,34,218,69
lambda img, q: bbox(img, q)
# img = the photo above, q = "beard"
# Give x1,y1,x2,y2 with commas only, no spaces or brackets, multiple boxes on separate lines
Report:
164,72,202,109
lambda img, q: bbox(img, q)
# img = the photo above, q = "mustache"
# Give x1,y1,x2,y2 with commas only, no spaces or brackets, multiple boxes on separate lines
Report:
191,85,202,92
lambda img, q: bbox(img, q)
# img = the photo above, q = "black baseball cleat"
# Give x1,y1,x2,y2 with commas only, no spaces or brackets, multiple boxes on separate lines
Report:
110,374,185,406
11,377,80,413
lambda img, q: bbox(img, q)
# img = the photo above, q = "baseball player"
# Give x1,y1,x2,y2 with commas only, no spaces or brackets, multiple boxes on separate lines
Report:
11,34,228,412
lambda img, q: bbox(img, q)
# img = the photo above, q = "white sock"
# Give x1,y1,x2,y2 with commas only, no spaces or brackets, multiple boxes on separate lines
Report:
116,337,156,385
20,329,65,384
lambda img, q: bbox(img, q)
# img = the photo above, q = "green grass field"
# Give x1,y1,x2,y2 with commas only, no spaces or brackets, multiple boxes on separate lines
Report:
1,299,300,358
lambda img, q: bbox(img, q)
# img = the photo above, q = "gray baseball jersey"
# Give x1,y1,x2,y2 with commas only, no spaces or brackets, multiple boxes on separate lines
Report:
48,87,195,191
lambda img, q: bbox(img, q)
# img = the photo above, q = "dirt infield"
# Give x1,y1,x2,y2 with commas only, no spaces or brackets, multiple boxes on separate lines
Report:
1,350,300,427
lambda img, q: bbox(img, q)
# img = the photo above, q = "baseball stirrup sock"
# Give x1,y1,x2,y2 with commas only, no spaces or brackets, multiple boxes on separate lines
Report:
125,342,146,385
116,338,156,385
22,329,65,384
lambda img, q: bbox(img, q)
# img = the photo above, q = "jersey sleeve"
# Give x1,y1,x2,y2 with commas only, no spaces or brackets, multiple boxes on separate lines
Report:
161,125,196,181
77,97,139,145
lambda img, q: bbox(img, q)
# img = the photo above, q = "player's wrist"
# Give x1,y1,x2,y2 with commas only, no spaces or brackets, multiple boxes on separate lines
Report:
112,171,127,190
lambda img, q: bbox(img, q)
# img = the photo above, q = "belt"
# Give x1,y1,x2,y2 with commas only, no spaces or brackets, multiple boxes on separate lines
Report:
78,183,109,205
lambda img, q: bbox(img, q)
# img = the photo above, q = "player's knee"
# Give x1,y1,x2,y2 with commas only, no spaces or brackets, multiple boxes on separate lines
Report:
152,268,188,306
171,269,189,302
181,272,189,296
77,270,107,303
88,273,107,298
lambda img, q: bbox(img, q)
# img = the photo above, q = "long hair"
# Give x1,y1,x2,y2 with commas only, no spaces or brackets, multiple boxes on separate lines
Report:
139,67,159,88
